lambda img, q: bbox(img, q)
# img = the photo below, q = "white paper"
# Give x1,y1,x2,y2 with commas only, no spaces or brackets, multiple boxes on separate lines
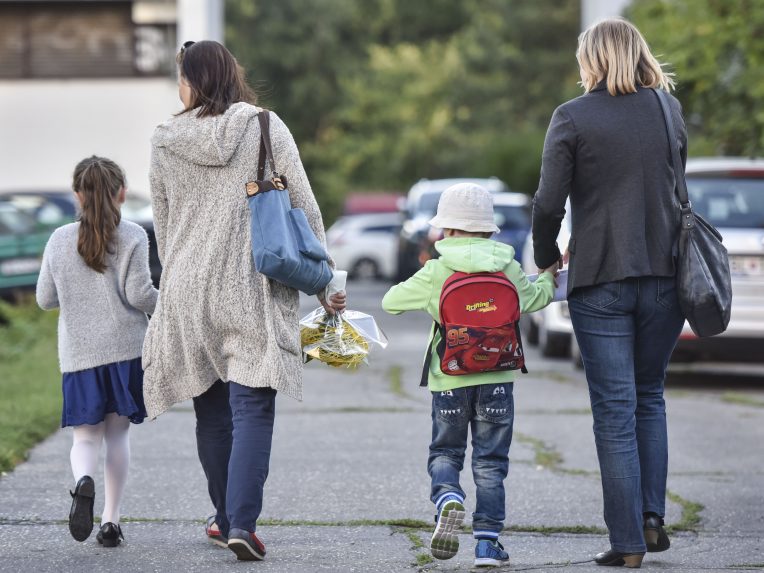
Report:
326,269,348,298
526,269,568,303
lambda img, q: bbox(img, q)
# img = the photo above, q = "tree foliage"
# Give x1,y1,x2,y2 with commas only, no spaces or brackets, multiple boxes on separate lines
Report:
225,1,581,220
629,0,764,157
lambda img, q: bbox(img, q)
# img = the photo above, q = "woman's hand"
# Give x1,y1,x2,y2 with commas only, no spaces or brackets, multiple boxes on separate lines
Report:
539,259,561,288
318,290,347,316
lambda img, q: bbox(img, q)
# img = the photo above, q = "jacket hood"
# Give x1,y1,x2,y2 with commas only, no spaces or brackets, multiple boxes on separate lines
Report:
151,102,261,167
434,238,515,273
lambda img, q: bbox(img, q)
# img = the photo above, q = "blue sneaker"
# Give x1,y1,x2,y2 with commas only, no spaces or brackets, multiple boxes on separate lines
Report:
474,539,509,567
430,497,466,560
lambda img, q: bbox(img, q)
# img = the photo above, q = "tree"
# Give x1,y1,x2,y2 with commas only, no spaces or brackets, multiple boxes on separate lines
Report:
225,0,581,221
629,0,764,157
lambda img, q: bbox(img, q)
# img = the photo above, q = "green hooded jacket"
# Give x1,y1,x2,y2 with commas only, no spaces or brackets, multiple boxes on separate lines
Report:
382,237,555,392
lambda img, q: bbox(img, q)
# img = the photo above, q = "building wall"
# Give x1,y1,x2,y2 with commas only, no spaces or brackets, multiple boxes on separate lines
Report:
581,0,632,30
0,79,179,196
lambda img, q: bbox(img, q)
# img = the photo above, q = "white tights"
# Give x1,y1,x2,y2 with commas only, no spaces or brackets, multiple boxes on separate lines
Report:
70,413,131,525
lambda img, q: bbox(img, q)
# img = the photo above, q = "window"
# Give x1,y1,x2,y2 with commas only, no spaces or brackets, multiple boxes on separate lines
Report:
0,2,175,78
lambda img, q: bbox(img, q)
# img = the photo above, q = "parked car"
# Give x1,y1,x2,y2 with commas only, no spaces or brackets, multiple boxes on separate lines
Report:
418,192,531,268
672,158,764,362
396,177,509,280
0,190,162,289
0,200,51,296
326,212,402,280
522,157,764,365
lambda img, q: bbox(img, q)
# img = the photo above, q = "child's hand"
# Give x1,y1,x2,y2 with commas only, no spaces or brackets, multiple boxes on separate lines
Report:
540,260,561,288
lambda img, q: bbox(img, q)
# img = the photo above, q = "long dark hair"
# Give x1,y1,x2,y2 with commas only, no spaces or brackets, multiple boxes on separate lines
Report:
177,40,257,118
72,156,124,273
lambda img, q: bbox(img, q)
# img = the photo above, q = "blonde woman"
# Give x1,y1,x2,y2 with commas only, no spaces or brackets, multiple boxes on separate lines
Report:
531,19,686,568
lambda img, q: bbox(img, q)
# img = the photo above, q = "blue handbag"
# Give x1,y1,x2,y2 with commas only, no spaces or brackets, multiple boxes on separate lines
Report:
245,111,332,295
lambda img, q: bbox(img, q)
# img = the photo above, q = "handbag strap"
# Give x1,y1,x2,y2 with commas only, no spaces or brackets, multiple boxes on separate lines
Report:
652,88,694,229
256,110,280,181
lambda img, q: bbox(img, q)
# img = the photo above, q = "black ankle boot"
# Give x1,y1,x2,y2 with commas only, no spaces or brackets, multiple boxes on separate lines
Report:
594,549,644,568
643,513,670,552
96,522,124,548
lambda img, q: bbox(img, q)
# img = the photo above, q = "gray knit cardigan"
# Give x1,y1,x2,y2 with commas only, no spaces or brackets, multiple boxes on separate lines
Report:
36,220,158,373
143,103,330,418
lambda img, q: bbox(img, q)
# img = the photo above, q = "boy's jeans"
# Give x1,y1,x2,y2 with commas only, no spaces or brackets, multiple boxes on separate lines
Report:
568,276,684,554
428,382,514,537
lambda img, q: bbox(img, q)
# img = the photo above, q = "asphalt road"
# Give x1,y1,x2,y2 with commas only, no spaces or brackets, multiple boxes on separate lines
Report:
0,281,762,572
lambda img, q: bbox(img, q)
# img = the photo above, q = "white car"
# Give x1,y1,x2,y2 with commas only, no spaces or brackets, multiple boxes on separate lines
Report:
523,157,764,365
673,158,764,363
326,212,403,280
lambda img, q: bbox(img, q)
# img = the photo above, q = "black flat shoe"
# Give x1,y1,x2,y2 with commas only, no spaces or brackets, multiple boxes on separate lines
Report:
68,476,95,542
595,549,644,568
644,514,670,552
96,522,124,548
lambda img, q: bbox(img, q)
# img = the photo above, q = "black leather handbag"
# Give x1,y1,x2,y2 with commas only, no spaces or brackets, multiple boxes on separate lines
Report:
653,88,732,337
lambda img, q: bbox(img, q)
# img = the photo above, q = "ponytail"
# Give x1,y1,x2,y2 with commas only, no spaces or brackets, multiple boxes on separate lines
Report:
72,156,125,273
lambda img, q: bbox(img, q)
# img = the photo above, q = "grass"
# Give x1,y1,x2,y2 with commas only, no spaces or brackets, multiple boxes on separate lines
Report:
515,432,564,470
666,490,704,533
0,299,61,473
721,392,764,408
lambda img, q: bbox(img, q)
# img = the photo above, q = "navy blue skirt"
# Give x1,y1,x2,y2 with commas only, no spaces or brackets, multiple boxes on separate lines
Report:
61,357,147,427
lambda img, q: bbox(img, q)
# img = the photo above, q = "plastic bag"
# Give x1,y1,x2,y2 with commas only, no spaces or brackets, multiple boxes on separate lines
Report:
300,308,388,368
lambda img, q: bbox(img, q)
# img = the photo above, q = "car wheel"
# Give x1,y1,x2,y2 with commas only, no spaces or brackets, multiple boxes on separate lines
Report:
520,315,539,346
538,323,570,358
351,258,379,280
570,334,584,370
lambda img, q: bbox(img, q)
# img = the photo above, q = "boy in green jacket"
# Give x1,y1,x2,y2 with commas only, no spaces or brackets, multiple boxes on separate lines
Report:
382,183,559,567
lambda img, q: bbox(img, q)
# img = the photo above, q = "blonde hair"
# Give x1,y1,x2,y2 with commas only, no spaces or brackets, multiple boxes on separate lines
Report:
577,18,674,96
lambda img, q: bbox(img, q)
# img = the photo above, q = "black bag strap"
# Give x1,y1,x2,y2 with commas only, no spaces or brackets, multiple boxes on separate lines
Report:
652,88,694,229
420,321,439,387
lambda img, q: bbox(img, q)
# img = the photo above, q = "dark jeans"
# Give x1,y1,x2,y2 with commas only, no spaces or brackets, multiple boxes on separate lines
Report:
568,276,684,554
193,380,277,536
428,382,514,537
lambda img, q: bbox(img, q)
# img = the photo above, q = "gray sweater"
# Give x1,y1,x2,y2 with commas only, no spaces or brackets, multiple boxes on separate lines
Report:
36,220,159,373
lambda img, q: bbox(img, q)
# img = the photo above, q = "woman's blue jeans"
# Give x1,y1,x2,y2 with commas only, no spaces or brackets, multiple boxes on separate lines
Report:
568,276,684,554
192,380,276,537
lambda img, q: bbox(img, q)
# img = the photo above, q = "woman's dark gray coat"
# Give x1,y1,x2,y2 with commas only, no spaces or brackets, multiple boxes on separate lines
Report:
532,81,687,293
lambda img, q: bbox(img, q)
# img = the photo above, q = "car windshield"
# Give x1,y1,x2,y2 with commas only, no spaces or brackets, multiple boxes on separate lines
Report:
416,192,443,216
494,205,530,230
687,177,764,229
0,203,36,235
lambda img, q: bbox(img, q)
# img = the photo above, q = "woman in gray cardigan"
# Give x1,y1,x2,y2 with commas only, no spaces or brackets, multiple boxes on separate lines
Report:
532,19,686,568
143,40,344,561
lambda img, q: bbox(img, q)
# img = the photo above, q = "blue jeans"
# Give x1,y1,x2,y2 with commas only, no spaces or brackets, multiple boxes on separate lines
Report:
568,276,684,553
193,380,276,536
428,383,514,537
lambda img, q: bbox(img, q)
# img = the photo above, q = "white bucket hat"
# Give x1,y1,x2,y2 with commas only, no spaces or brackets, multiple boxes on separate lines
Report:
428,183,500,233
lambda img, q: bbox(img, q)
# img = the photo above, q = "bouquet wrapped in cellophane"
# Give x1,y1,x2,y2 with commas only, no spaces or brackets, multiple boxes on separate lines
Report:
299,270,388,368
300,308,388,368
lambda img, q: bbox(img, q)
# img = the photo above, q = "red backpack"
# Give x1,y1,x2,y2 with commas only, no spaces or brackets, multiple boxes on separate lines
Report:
420,271,526,386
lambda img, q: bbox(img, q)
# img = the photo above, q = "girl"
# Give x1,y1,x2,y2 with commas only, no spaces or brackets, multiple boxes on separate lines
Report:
37,156,158,547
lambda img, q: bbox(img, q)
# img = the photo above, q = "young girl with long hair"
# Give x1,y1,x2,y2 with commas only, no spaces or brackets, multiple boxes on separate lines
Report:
37,156,158,547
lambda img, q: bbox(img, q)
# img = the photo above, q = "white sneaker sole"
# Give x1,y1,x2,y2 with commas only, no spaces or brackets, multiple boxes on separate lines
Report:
474,556,508,567
430,500,466,560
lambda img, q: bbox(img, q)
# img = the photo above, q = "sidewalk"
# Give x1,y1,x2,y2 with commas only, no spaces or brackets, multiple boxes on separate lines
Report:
1,284,762,572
